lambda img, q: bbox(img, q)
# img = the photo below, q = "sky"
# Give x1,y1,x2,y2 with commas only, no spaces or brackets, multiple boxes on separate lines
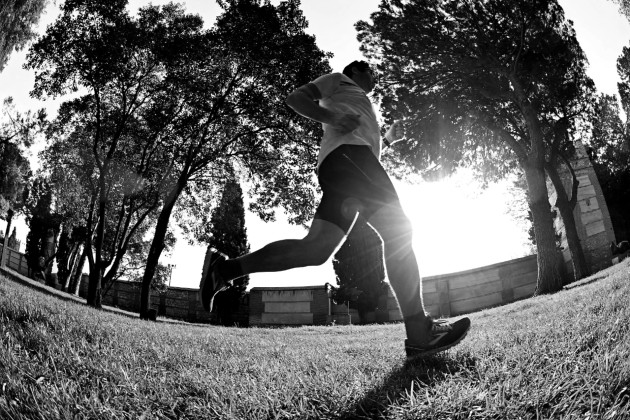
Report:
0,0,629,290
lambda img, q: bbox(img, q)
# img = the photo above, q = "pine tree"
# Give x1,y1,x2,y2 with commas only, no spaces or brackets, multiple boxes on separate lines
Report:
208,176,250,326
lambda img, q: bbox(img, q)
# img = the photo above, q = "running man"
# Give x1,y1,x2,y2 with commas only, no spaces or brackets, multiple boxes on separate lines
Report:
199,60,470,358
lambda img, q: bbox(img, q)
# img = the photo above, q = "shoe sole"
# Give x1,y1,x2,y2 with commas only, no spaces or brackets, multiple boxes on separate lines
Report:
405,321,471,359
199,247,223,312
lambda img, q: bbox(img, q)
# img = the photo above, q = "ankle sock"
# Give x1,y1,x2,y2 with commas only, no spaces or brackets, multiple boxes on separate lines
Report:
218,259,244,282
405,311,430,324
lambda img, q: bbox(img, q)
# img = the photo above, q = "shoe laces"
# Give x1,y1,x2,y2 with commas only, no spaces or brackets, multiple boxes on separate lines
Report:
430,318,452,333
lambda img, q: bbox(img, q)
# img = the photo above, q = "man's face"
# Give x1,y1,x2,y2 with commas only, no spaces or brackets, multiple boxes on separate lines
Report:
352,67,376,93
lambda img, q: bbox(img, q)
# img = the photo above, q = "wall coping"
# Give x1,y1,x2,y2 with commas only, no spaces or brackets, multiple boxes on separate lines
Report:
250,285,329,291
424,254,537,280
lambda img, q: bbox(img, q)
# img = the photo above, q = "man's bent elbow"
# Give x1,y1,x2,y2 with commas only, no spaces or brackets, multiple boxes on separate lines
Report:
286,89,307,111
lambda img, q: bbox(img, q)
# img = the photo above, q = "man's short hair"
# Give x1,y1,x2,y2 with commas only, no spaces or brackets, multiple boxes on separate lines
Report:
342,60,371,78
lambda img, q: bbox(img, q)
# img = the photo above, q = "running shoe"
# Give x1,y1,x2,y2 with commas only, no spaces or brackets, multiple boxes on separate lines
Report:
198,247,229,312
405,316,471,358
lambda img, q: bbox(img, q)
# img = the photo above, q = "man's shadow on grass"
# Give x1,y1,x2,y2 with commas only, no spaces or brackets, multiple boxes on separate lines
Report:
340,351,478,419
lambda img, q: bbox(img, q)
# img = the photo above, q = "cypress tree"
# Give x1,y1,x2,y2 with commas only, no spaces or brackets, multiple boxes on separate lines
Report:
332,217,387,323
208,176,250,326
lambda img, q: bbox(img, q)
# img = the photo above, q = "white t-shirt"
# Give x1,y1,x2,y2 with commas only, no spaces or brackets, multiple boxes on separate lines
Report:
310,73,381,168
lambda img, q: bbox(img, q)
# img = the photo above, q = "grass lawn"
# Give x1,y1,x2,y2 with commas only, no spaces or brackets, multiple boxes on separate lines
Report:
1,260,630,419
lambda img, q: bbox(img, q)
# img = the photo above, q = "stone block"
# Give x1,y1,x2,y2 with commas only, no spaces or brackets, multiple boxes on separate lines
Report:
577,184,596,199
576,174,591,185
579,197,600,213
165,298,189,309
448,268,500,290
449,279,502,302
264,301,310,313
422,279,439,293
450,292,503,315
510,271,538,288
261,313,313,325
580,209,603,226
262,289,313,302
513,282,537,300
585,220,605,237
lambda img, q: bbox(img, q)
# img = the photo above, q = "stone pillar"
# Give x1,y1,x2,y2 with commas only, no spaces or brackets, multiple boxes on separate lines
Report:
550,140,616,275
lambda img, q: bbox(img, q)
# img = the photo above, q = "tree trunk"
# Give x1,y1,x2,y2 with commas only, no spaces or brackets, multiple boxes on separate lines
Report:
1,209,14,268
524,163,564,294
546,163,590,282
87,268,102,308
87,183,109,308
43,227,58,287
510,81,565,294
68,245,88,296
139,179,186,319
61,242,81,291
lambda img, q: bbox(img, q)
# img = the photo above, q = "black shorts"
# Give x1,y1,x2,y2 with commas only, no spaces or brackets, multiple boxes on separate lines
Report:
314,145,402,232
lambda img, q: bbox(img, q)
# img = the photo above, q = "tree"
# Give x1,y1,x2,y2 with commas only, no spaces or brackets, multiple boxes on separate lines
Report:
611,0,630,20
357,0,592,293
28,0,202,308
332,217,387,323
0,0,47,72
136,0,331,318
206,175,250,326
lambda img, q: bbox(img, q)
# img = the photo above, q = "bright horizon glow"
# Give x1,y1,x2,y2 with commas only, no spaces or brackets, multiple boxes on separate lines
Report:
0,0,628,290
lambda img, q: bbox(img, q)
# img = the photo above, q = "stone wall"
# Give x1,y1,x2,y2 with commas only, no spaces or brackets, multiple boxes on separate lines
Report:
422,254,538,317
248,255,539,325
78,278,213,323
3,241,539,325
0,245,30,277
249,286,320,326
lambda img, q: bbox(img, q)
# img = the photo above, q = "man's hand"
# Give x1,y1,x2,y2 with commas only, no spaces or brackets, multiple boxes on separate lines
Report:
385,120,405,142
330,113,361,134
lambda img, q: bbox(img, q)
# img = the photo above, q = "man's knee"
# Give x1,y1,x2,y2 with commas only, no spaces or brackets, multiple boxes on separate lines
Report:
300,237,337,266
369,209,414,257
300,221,345,266
373,209,413,240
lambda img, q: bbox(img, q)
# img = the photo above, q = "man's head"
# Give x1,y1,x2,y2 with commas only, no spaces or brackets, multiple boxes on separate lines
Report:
342,60,376,93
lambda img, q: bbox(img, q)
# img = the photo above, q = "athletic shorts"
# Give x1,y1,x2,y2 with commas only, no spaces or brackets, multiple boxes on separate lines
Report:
314,144,402,232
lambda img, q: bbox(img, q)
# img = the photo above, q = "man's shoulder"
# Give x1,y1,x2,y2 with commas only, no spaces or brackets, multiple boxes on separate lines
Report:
311,73,360,97
312,72,342,85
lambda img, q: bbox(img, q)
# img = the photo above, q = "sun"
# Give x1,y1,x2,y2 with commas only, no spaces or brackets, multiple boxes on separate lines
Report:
396,173,531,277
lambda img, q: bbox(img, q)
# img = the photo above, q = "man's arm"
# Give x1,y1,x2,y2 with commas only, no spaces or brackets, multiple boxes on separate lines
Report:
286,83,360,134
383,120,405,148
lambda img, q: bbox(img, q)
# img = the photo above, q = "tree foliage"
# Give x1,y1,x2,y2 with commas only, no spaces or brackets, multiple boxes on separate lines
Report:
357,0,592,293
0,0,47,71
0,98,42,219
610,0,630,21
207,176,250,326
